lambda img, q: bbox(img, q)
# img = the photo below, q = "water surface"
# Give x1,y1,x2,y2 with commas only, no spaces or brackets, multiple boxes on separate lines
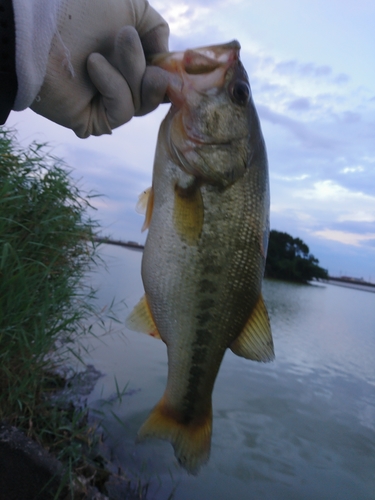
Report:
82,245,375,500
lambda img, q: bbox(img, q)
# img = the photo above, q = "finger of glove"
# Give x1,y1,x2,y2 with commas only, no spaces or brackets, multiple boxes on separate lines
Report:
141,23,169,59
137,4,170,56
87,52,135,129
136,66,169,116
114,26,146,113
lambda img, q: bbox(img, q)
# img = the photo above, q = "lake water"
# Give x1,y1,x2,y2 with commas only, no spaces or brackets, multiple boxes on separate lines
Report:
81,244,375,500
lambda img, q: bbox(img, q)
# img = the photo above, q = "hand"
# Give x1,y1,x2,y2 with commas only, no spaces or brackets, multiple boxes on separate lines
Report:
30,0,169,138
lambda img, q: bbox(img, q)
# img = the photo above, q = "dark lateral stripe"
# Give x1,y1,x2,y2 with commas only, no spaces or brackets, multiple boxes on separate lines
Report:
181,322,213,422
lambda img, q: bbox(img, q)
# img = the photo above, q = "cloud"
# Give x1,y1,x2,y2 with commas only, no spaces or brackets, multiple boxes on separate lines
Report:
257,104,335,149
273,174,310,182
314,229,375,247
287,97,311,111
340,166,365,174
268,58,349,86
274,60,334,79
334,73,350,85
152,0,233,38
340,111,361,123
274,60,297,75
296,180,375,207
337,211,375,222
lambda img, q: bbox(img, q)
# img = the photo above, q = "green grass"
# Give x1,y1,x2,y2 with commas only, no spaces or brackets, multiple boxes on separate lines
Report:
0,127,174,499
0,127,114,497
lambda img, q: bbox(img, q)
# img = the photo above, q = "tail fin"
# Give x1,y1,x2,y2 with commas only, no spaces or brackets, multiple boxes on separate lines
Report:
137,395,212,475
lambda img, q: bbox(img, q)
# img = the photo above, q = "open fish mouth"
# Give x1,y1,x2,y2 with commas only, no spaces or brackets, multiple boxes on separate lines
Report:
150,40,241,70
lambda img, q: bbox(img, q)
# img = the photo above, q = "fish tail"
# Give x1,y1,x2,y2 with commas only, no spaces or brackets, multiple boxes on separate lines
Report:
137,395,212,475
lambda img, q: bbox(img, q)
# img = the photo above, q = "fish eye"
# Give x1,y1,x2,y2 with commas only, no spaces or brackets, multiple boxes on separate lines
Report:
231,81,250,105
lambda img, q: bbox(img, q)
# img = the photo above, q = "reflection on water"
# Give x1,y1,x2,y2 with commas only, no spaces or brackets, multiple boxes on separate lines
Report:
83,245,375,500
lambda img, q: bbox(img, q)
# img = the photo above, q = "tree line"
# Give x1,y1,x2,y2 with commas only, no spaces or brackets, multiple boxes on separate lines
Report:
265,230,328,283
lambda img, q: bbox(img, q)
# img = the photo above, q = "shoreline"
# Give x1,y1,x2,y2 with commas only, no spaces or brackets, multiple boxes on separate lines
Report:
96,238,375,294
94,236,144,251
323,278,375,294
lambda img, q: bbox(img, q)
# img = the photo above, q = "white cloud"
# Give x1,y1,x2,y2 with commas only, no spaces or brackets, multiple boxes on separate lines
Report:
295,180,374,204
152,2,210,35
337,212,375,223
341,166,365,174
292,181,375,225
273,174,310,182
362,156,375,164
314,229,375,247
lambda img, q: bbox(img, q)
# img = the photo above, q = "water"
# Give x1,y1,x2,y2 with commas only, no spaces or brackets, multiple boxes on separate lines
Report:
82,244,375,500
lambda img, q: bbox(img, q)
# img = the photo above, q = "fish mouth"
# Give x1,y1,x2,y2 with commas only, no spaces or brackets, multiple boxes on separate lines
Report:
150,40,241,70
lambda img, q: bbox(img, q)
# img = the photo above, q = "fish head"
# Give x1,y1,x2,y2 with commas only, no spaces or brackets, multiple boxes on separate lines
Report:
151,41,260,187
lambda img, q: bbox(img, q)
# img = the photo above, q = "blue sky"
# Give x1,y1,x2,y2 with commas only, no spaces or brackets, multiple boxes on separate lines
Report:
7,0,375,281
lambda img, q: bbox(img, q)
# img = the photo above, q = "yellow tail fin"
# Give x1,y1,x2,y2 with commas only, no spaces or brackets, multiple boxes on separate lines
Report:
137,395,212,475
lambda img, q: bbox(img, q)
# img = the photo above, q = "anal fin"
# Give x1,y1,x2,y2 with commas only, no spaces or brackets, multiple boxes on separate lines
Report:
126,295,162,340
230,294,274,362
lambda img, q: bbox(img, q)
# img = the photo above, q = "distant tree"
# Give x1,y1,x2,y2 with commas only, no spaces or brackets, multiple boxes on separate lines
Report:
265,230,328,283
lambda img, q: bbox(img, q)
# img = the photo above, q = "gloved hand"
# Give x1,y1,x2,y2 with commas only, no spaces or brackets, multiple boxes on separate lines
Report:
30,0,169,138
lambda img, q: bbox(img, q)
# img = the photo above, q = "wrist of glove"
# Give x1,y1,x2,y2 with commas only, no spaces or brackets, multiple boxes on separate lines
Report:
30,0,169,138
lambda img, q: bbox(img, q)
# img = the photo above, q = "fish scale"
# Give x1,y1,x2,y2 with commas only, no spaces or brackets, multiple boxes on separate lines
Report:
126,40,274,474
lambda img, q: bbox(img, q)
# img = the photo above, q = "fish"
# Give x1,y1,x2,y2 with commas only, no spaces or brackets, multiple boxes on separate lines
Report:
126,40,274,474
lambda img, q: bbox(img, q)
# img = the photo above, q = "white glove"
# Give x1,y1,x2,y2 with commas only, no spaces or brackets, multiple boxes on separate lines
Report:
30,0,169,138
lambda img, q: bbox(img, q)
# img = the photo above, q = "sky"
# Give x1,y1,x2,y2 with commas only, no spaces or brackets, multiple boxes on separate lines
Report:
7,0,375,281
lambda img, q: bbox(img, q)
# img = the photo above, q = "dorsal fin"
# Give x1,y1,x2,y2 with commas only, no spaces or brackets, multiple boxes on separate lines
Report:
230,294,274,362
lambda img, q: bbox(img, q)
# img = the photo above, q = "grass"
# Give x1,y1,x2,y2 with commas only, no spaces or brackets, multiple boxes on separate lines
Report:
0,127,117,498
0,127,175,499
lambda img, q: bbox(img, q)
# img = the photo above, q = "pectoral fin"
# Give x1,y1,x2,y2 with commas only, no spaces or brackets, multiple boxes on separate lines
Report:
136,188,151,215
230,294,274,362
126,295,162,340
136,187,154,232
173,182,204,244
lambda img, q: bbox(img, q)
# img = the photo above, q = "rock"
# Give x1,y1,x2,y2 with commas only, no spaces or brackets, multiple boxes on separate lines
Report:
0,423,63,500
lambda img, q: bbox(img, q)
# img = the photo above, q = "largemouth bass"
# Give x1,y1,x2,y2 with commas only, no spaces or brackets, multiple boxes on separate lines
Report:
127,40,274,474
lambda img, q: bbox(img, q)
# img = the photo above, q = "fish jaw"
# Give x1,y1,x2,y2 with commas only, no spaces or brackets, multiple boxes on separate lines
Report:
151,41,253,187
151,40,241,106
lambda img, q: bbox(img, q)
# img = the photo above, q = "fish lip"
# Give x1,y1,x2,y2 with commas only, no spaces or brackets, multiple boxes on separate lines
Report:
183,131,248,147
149,40,241,68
